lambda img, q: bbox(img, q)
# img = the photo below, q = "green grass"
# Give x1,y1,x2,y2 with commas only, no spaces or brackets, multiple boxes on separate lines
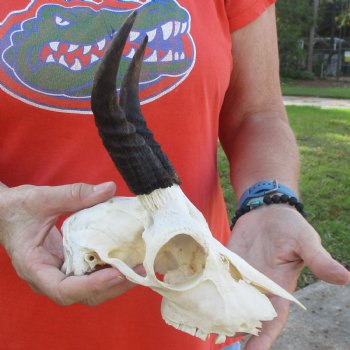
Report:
281,83,350,99
218,106,350,288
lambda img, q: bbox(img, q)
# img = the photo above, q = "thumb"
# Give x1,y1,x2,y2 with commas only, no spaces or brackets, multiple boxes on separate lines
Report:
43,181,116,215
300,232,350,285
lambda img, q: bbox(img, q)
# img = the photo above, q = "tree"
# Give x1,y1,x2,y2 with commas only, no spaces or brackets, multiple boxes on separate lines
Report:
277,0,350,78
307,0,320,72
332,0,350,30
276,0,313,76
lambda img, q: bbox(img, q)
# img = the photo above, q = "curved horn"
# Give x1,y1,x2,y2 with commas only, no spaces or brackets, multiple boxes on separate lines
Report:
119,35,181,186
91,11,181,195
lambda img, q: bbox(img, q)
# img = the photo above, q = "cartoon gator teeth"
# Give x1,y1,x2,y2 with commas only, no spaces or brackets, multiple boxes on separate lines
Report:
68,44,79,53
0,0,195,108
38,13,190,73
145,29,155,42
41,33,188,72
41,37,109,71
161,20,187,40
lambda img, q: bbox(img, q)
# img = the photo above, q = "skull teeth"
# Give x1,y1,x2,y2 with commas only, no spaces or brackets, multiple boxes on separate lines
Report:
165,320,228,344
165,320,208,341
215,333,227,344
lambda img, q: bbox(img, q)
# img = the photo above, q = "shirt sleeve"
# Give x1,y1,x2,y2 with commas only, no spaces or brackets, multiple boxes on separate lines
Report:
225,0,276,32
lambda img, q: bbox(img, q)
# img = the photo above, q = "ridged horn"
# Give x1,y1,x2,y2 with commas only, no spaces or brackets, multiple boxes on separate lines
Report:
119,34,181,186
91,11,181,195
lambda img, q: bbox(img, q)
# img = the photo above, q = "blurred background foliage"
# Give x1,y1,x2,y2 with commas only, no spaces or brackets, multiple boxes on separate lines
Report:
276,0,350,79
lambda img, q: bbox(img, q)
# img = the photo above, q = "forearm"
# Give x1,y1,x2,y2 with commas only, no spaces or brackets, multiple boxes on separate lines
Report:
221,109,300,201
217,5,299,200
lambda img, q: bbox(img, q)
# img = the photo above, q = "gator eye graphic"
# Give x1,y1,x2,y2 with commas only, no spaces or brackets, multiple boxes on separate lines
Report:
55,15,70,26
0,0,195,113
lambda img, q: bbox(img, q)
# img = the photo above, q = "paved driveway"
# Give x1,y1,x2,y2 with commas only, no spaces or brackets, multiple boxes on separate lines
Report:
283,96,350,109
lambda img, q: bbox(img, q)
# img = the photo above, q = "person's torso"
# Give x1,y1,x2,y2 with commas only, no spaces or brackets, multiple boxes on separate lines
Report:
0,1,234,349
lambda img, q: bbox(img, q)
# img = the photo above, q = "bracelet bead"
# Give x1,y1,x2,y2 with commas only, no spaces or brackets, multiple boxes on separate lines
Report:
263,195,272,204
271,194,281,203
235,208,243,217
230,193,307,229
242,205,251,214
288,196,298,206
280,194,289,203
295,202,304,211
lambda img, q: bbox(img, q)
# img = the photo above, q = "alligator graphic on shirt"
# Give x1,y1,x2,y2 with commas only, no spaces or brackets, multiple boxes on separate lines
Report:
0,0,195,109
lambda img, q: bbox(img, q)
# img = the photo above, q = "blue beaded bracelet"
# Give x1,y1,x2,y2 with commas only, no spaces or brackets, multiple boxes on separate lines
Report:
231,193,307,229
238,179,297,207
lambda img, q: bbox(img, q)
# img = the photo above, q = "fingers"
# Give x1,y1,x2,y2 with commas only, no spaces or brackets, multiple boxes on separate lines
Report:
81,265,146,306
0,182,116,250
294,222,350,285
0,182,116,220
244,296,290,350
35,265,142,306
43,226,64,260
42,181,117,215
300,241,350,285
58,268,134,306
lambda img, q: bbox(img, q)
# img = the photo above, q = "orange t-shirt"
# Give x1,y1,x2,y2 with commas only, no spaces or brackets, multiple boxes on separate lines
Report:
0,1,274,349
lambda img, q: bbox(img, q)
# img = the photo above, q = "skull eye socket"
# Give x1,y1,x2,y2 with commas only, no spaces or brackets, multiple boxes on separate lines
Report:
84,252,100,264
83,251,107,271
88,255,96,262
154,234,207,287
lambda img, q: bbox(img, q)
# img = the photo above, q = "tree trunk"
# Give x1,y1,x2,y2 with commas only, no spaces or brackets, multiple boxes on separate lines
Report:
307,0,319,73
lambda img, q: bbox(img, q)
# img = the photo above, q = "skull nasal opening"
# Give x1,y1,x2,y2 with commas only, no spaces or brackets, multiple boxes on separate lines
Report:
153,234,207,287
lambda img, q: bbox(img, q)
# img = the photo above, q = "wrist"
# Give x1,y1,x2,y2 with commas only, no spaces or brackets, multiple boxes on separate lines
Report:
238,179,298,206
231,179,306,228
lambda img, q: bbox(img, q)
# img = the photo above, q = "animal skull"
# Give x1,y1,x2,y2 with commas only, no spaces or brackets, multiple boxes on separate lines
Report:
62,12,303,343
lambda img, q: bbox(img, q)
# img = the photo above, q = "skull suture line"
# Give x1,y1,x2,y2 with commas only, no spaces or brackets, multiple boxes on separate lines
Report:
62,12,304,344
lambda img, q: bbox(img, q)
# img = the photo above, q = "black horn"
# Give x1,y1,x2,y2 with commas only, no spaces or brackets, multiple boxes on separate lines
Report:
91,11,181,195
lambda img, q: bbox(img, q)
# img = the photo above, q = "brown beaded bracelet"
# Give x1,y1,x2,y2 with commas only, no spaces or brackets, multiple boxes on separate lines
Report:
230,194,307,229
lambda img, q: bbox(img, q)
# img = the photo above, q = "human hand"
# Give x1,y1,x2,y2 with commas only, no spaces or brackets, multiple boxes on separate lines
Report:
0,182,143,306
227,205,350,350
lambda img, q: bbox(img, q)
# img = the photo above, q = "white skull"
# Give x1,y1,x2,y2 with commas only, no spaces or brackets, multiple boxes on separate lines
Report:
64,12,304,343
62,184,303,343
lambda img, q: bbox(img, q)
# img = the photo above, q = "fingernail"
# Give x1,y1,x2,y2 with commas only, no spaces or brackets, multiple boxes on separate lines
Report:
93,182,115,194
